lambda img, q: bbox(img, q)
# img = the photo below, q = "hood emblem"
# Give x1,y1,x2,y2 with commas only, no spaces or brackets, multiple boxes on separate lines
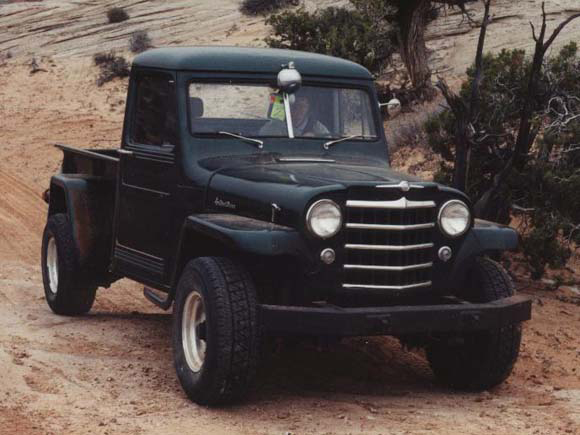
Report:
214,197,236,210
376,181,423,191
271,203,281,223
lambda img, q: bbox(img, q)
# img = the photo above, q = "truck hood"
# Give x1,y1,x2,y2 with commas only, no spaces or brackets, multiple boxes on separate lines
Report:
202,154,457,227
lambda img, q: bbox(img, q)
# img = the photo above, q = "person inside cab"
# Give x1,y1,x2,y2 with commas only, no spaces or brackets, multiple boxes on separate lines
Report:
260,92,331,138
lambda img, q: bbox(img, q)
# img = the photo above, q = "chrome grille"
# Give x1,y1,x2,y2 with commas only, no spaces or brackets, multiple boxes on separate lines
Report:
343,194,436,291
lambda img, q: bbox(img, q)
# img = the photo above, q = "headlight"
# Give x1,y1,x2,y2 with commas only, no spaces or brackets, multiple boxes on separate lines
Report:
306,199,342,238
438,200,470,237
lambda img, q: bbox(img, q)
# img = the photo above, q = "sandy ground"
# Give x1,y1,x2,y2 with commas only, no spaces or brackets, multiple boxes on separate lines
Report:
0,0,347,59
0,0,579,434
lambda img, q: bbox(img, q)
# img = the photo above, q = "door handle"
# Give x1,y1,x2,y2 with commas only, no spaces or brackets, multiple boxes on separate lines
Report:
117,149,134,157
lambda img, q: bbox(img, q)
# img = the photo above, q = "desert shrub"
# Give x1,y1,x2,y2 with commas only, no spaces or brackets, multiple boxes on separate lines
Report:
129,30,153,54
107,7,129,24
240,0,299,16
266,2,396,75
94,52,130,86
425,43,580,278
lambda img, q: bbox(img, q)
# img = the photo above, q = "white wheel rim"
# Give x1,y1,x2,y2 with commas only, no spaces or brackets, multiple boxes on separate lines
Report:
182,291,207,373
46,237,59,294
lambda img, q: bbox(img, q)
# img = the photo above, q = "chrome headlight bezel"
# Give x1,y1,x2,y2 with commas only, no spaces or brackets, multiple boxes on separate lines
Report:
438,200,471,237
306,199,343,239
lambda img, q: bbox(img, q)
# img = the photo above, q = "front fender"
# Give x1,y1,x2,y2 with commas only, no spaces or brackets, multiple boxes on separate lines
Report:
449,219,518,288
170,213,312,293
182,213,310,257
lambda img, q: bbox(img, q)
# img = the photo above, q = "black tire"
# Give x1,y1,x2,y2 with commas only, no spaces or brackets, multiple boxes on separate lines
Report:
427,257,522,391
41,213,97,315
172,257,260,406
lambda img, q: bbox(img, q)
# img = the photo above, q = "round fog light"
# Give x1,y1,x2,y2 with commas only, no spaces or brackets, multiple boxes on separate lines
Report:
320,248,336,265
438,246,453,262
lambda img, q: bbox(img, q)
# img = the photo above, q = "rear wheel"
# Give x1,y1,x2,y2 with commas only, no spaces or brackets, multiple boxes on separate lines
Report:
172,257,260,406
427,257,522,391
41,213,97,315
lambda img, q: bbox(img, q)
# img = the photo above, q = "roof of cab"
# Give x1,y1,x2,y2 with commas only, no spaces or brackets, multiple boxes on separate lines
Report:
133,46,373,80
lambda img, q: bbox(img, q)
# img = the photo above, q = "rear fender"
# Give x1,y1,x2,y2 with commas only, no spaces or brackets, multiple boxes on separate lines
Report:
48,175,116,281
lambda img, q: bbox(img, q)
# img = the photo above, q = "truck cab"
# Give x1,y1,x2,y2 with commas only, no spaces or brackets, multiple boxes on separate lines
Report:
41,47,531,406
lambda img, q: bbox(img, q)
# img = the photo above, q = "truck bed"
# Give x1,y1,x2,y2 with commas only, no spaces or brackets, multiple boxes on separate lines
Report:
56,143,119,179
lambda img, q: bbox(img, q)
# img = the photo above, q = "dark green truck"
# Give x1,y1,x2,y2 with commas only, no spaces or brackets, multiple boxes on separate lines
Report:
41,47,531,406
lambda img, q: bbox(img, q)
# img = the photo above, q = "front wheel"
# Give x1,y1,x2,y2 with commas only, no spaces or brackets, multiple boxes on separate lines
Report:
427,257,522,391
41,214,97,315
172,257,260,406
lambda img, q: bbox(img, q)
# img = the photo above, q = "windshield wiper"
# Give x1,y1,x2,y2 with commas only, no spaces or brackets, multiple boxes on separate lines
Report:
218,131,264,149
323,135,377,150
276,157,336,163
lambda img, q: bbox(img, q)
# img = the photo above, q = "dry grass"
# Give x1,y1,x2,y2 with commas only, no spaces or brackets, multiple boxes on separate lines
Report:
93,52,130,86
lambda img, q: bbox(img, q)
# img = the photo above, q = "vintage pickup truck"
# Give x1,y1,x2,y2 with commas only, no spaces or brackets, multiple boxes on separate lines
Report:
41,47,531,406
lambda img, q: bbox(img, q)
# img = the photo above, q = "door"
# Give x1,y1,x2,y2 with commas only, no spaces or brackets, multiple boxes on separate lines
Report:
113,71,179,286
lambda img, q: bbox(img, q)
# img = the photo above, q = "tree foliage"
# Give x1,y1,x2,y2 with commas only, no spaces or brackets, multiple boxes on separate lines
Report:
265,0,474,92
425,43,580,278
266,2,397,75
240,0,299,16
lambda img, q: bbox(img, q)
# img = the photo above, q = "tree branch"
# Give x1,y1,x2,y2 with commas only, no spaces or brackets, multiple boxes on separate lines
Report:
469,0,492,111
543,12,580,51
530,21,538,42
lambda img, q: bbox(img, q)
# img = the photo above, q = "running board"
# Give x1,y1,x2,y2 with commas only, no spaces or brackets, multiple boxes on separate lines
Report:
143,287,173,310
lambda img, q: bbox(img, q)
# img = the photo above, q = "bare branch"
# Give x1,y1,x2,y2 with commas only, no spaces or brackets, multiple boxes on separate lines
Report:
544,12,580,51
538,2,548,50
469,0,492,110
511,204,535,213
562,146,580,154
530,21,538,42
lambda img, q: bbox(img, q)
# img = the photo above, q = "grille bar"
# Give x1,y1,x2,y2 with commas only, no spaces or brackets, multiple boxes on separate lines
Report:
344,262,433,271
345,243,434,251
346,222,435,231
342,281,432,290
376,181,424,190
343,193,436,292
347,198,436,209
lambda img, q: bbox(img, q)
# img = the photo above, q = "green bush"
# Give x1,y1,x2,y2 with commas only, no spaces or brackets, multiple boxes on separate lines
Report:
240,0,298,16
265,3,397,75
424,43,580,278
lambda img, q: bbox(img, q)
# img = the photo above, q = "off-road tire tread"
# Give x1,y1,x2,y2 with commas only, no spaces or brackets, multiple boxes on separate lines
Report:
173,257,259,406
427,257,522,391
42,213,97,315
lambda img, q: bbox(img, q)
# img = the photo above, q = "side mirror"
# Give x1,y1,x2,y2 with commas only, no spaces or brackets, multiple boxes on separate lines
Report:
379,98,402,118
278,62,302,94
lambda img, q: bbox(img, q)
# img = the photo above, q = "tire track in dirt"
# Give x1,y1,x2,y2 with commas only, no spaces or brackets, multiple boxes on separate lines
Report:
0,0,347,59
0,167,46,264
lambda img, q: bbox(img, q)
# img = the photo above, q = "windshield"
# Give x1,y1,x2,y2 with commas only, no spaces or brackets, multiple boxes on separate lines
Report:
189,82,377,140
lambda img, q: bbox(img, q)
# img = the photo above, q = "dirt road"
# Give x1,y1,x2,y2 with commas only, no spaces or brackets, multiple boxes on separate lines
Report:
0,165,579,435
0,0,579,433
1,66,579,435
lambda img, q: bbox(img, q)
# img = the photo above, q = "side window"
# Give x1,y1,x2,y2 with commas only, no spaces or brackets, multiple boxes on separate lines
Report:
132,73,178,147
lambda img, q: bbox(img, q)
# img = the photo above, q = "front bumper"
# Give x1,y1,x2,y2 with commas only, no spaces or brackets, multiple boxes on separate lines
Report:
260,295,532,337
